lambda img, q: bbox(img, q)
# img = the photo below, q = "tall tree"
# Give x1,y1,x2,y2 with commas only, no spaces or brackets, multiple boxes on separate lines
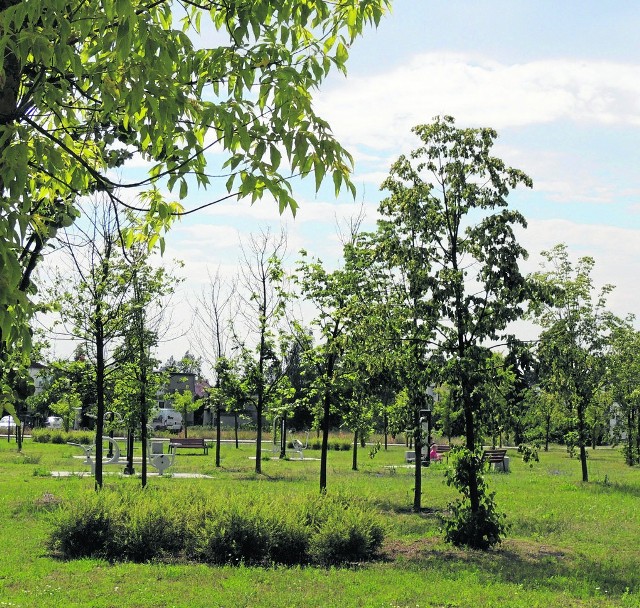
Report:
0,0,391,364
235,229,290,473
530,243,612,482
190,268,236,463
53,205,135,489
604,315,640,465
376,116,533,547
296,226,383,492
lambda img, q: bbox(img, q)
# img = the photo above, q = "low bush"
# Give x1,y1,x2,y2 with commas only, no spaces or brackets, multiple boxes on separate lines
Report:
305,439,352,451
32,430,94,445
47,487,384,566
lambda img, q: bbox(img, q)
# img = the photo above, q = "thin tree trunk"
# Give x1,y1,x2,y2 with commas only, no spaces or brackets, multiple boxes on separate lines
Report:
578,403,589,482
215,402,221,467
352,430,358,471
95,322,105,491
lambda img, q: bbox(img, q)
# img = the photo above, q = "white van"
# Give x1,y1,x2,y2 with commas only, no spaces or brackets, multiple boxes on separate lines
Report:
151,408,183,432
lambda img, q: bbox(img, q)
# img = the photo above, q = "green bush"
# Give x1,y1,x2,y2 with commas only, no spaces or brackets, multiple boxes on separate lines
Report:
48,487,384,566
442,447,508,550
305,439,352,451
31,429,51,443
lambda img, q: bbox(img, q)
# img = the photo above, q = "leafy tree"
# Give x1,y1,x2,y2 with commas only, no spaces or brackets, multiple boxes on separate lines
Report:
171,388,199,439
0,0,391,362
30,357,98,428
0,340,35,448
530,243,612,482
523,387,565,452
376,169,442,511
50,391,82,433
376,116,533,547
52,207,138,488
602,315,640,465
476,353,517,449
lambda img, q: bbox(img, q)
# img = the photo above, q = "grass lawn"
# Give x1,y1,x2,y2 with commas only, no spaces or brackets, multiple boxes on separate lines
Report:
0,435,638,607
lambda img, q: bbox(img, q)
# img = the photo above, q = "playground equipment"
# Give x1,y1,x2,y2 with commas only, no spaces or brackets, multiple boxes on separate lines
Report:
68,437,176,475
67,436,121,475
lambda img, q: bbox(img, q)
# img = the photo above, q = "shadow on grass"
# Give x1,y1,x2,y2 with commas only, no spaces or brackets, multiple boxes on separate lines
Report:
592,479,640,498
389,538,636,598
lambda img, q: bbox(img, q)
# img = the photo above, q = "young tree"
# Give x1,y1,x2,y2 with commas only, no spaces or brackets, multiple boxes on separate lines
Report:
601,315,640,465
376,116,533,547
235,230,290,473
190,268,236,461
0,0,391,362
296,226,384,491
530,244,612,482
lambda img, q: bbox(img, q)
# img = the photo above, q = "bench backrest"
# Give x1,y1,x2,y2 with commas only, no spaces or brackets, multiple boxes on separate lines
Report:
169,438,204,446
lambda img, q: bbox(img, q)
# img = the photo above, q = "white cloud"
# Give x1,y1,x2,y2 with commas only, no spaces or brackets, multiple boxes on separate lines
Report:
518,218,640,318
318,53,640,151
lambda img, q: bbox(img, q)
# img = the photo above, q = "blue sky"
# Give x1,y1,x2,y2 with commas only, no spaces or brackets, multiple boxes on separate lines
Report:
50,2,640,365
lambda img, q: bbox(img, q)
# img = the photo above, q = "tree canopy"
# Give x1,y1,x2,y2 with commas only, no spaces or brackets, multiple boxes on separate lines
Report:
0,0,391,351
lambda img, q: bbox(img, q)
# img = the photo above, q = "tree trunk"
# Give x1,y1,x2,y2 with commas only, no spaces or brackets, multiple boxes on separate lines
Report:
320,388,331,492
255,400,263,474
95,322,105,491
352,430,358,471
413,404,423,513
577,403,589,482
545,415,551,452
234,412,239,448
215,403,221,467
383,411,388,451
625,410,634,466
464,401,480,514
140,360,148,489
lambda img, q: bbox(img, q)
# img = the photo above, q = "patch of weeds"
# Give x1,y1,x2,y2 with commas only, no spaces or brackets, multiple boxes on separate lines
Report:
32,466,51,477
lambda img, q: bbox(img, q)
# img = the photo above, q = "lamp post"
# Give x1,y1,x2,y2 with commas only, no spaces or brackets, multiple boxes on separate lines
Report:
420,396,432,467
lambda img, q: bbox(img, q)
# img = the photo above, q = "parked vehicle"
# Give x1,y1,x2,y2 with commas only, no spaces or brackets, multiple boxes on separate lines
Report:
151,408,183,432
0,415,16,431
45,416,64,429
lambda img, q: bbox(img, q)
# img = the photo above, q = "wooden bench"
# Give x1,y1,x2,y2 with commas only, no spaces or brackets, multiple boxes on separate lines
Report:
169,437,209,455
481,448,508,471
434,444,451,461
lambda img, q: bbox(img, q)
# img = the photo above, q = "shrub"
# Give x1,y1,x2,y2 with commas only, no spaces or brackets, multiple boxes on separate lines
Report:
48,487,384,566
442,447,508,550
50,432,66,444
31,429,51,443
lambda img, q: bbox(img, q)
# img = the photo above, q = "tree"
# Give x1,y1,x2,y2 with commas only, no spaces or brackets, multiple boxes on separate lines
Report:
530,243,612,482
296,225,383,491
52,206,137,489
376,116,533,547
190,267,236,463
113,247,177,484
0,0,391,363
604,316,640,465
235,229,290,473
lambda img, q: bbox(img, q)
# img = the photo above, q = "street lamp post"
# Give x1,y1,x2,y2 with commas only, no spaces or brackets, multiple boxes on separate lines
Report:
420,397,432,467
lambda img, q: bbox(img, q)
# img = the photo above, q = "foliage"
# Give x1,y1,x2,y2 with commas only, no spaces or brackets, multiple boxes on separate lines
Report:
517,443,540,467
442,447,508,549
48,486,384,566
31,429,93,444
376,116,532,526
0,0,391,356
603,315,640,465
529,243,612,482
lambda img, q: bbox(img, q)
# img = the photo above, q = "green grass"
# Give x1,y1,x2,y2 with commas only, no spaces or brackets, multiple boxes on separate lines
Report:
0,437,638,607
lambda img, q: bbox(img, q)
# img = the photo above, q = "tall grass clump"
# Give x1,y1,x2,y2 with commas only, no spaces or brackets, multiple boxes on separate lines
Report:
47,486,384,566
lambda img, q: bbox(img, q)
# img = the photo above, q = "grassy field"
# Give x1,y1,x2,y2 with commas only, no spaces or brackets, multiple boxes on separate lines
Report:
0,435,638,607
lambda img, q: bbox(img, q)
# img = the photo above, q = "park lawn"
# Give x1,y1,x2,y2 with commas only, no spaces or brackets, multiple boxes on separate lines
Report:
0,437,638,608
